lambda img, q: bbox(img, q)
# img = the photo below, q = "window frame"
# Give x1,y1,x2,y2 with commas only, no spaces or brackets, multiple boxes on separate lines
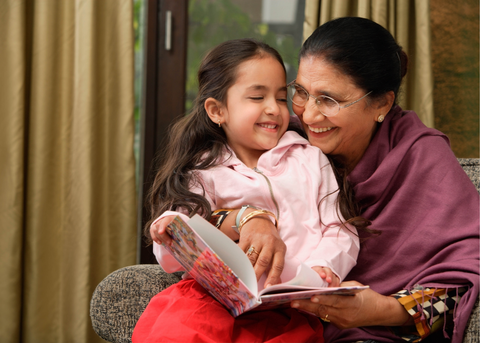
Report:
139,0,188,263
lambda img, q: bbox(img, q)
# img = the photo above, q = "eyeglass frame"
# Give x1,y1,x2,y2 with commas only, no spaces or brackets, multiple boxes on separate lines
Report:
287,80,373,117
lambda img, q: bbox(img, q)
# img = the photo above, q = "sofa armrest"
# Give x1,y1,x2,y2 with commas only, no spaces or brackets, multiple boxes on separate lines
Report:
463,297,479,343
456,158,479,343
90,265,181,343
458,158,480,189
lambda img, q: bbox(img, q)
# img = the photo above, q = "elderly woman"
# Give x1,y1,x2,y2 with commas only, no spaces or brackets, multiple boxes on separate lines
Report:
232,17,479,342
136,17,479,343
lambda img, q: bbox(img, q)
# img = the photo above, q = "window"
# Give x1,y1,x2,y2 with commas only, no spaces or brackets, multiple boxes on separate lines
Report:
186,0,305,111
136,0,306,263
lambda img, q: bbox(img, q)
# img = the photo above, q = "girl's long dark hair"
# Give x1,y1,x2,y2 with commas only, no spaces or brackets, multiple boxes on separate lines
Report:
144,39,286,243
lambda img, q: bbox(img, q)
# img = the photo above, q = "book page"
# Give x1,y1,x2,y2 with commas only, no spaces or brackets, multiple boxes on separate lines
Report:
257,263,368,303
187,215,258,295
164,215,260,316
258,263,328,296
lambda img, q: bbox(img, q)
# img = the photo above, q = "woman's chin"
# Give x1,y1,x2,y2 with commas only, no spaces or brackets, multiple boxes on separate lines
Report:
307,132,336,153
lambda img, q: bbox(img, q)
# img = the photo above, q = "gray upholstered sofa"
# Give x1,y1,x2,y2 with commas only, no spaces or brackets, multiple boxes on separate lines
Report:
90,158,480,343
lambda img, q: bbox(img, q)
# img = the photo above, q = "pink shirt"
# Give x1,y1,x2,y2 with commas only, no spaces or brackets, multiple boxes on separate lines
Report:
153,131,359,282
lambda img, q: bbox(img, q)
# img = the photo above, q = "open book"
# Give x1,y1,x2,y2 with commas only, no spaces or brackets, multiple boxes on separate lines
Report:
162,214,368,317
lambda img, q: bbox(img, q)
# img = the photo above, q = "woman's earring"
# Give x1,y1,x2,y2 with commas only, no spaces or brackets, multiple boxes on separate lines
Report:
218,120,221,127
378,115,385,123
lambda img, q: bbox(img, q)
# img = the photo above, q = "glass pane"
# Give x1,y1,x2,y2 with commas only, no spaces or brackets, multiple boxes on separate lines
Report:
186,0,306,112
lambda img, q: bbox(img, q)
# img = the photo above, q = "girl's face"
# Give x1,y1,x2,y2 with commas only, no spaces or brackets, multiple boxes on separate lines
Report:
294,55,380,170
218,56,289,168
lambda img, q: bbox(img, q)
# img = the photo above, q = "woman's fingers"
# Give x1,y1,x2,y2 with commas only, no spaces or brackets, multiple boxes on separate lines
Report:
245,245,261,265
263,249,285,287
290,284,405,329
291,294,359,328
237,215,286,285
291,298,328,317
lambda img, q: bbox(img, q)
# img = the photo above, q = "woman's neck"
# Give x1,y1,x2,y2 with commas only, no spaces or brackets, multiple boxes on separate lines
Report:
342,124,379,173
330,153,362,175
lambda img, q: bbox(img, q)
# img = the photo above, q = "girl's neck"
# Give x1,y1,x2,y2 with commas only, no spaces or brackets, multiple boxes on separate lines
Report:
233,149,263,169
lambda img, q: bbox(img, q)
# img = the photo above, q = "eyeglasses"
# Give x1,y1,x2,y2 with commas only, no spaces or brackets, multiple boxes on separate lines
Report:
287,80,372,117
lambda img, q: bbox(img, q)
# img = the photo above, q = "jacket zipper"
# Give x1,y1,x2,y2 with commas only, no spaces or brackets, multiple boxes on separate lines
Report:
252,167,280,220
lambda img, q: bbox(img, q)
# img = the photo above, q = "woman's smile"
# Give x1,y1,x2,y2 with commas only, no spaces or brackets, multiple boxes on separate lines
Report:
308,126,335,134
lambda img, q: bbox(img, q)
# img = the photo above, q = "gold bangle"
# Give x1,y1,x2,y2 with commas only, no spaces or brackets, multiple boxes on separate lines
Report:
238,209,278,233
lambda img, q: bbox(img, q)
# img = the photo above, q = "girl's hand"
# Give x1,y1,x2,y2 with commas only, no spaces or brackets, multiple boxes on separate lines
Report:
237,215,286,288
312,266,340,287
291,281,413,328
149,216,175,246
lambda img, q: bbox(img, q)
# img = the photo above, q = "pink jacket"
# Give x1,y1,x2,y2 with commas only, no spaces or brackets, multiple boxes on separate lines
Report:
153,131,359,282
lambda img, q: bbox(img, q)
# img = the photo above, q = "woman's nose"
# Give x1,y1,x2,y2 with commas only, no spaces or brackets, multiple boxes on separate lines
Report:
300,100,326,124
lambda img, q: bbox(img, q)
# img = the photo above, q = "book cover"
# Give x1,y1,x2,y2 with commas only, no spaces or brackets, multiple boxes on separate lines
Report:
162,214,368,317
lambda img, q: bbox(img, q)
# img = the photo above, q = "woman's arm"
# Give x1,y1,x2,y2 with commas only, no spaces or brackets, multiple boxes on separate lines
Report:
291,281,468,341
291,281,413,328
216,207,287,287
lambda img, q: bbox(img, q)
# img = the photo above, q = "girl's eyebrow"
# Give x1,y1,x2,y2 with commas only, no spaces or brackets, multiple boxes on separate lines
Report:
246,84,267,91
246,84,287,92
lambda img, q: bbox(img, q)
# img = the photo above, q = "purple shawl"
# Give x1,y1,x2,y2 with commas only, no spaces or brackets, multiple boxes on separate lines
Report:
323,106,480,343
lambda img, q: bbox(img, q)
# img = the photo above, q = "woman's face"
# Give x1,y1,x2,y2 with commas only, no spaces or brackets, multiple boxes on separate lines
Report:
293,55,379,169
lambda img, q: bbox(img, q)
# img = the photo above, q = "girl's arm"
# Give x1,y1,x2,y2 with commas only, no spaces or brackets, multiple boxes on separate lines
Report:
150,211,190,273
305,160,360,283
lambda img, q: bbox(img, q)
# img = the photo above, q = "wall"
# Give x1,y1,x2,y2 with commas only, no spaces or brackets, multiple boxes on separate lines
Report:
431,0,479,157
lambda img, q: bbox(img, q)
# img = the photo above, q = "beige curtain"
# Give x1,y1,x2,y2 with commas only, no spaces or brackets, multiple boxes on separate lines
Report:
0,1,137,342
303,0,434,127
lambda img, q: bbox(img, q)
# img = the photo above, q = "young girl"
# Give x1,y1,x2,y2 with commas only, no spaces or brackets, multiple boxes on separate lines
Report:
133,39,360,343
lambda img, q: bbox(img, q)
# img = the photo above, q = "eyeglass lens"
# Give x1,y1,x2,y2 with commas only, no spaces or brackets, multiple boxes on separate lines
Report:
288,85,339,116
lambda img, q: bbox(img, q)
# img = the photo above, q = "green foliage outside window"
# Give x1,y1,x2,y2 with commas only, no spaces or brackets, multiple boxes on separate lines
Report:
186,0,300,112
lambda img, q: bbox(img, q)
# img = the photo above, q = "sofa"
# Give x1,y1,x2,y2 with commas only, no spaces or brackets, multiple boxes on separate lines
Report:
90,158,479,343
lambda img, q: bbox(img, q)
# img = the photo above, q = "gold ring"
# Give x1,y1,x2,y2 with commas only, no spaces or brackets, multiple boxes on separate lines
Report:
246,246,259,257
321,314,330,322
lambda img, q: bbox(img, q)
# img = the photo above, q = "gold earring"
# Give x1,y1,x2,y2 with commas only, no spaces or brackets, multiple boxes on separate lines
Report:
378,115,385,123
218,120,221,127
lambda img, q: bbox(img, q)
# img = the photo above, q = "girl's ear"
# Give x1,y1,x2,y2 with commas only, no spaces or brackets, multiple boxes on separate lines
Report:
205,98,224,126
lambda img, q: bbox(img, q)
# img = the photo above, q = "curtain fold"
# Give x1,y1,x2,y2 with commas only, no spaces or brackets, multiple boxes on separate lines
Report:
0,2,26,342
0,1,137,342
303,0,434,127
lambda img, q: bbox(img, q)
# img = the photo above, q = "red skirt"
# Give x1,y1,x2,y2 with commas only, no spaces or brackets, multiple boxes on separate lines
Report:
132,279,324,343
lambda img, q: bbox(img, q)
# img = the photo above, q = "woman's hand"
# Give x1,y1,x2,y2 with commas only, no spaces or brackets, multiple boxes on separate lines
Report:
312,266,340,287
291,281,413,328
237,215,287,288
149,216,175,246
